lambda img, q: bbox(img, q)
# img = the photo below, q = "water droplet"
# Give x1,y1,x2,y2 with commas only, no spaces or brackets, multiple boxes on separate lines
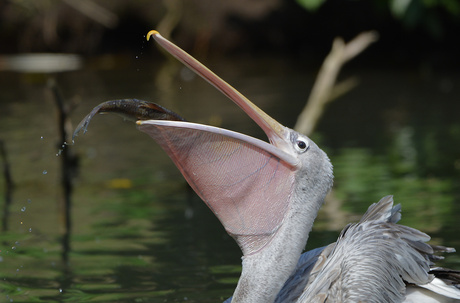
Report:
40,136,44,140
11,246,16,250
21,207,26,212
59,288,63,293
135,55,139,59
28,228,32,233
42,170,47,175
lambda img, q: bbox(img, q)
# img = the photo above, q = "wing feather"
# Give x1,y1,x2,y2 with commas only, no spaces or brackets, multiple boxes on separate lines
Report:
293,196,458,302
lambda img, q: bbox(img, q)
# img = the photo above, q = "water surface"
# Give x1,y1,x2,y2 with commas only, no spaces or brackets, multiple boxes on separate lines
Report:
0,54,459,302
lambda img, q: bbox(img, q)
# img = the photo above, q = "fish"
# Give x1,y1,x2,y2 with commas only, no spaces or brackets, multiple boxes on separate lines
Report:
72,99,185,141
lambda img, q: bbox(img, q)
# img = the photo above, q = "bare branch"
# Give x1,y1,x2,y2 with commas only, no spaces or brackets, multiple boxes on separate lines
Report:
294,31,378,136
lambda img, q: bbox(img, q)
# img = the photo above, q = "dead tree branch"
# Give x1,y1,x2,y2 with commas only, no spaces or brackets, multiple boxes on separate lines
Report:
294,31,378,136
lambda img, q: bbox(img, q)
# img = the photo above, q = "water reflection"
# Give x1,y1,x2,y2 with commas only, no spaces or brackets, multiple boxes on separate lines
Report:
0,56,459,302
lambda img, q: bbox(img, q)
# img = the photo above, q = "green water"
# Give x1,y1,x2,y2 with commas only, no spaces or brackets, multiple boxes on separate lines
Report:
0,55,459,302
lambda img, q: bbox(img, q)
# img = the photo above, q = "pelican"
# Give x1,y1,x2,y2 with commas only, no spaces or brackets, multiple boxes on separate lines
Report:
74,31,460,302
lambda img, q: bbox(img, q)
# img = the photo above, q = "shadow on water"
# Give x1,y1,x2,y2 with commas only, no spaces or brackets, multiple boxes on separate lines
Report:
0,54,459,302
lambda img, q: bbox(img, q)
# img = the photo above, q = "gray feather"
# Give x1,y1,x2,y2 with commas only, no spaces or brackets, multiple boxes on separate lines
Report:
272,196,459,303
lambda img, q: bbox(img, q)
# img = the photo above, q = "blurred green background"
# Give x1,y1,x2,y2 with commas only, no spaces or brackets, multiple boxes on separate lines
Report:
0,0,459,59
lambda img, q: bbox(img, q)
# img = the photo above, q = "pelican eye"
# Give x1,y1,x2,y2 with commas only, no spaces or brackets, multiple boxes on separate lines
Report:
295,139,309,152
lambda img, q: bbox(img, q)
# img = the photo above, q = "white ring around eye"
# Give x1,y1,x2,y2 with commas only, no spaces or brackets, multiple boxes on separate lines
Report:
295,138,309,153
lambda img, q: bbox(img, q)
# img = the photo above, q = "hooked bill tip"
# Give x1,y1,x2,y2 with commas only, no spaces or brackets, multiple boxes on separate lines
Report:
146,30,160,41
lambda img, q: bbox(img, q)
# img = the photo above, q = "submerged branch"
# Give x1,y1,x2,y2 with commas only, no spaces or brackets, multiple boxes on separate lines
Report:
0,140,14,232
48,79,79,264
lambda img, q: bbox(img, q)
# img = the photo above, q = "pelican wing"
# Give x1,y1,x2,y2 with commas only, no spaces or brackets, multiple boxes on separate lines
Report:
295,196,456,303
274,244,335,303
138,120,297,255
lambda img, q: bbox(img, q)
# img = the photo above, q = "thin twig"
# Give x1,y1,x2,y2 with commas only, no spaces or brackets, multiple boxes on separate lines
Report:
62,0,118,28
